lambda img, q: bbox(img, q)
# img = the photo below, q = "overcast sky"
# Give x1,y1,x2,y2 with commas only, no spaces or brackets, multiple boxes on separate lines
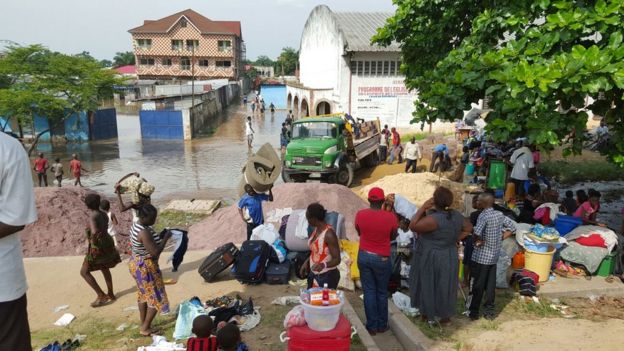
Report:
0,0,395,61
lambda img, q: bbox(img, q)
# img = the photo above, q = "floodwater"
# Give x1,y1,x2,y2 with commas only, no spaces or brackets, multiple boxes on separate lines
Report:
31,100,286,203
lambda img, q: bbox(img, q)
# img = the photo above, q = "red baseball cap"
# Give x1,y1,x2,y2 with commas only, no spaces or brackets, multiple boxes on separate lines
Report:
368,187,385,202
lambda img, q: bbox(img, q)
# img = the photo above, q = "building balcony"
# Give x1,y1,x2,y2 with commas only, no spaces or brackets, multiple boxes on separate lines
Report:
136,63,235,79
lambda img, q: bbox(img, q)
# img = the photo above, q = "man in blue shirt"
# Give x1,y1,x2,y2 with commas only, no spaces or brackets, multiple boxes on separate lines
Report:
429,143,450,172
238,184,274,240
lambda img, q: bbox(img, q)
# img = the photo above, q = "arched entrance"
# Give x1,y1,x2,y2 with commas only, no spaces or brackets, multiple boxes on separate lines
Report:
316,101,331,115
293,96,300,116
287,93,293,110
301,99,310,117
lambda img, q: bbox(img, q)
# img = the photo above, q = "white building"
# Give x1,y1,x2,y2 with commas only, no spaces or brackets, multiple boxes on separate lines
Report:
286,5,418,128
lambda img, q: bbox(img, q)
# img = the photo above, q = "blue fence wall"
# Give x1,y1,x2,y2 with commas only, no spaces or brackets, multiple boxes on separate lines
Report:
139,110,184,140
260,85,287,109
0,117,13,132
64,111,89,141
92,108,118,140
34,115,51,142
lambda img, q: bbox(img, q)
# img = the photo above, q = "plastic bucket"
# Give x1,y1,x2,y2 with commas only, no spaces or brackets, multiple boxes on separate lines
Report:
597,252,616,277
554,215,582,236
465,163,475,175
301,298,344,331
524,247,555,282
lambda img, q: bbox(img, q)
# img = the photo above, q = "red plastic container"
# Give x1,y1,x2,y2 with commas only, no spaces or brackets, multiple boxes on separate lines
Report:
286,314,352,351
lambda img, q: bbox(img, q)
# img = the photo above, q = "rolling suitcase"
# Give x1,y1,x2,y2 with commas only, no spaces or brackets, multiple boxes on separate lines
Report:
232,240,271,284
265,260,291,285
198,242,239,282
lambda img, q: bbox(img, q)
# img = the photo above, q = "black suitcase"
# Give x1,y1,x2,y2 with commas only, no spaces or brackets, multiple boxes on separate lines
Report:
232,240,271,284
287,251,311,280
198,242,239,282
265,260,291,285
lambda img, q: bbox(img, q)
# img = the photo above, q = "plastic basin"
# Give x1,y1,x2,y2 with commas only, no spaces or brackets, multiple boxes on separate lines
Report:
301,298,344,332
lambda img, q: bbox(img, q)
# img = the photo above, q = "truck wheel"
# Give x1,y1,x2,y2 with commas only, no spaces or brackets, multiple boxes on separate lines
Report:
336,163,354,187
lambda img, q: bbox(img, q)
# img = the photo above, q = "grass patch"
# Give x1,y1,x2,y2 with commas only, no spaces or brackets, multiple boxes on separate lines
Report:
32,315,176,351
507,297,562,318
400,132,429,143
539,160,624,184
154,210,209,232
478,319,499,331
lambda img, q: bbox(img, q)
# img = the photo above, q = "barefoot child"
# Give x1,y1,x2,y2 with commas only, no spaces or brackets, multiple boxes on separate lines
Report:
100,199,118,247
51,157,64,187
69,154,88,187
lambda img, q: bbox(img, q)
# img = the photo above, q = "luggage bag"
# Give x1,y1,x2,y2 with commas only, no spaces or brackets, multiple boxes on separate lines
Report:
198,242,239,282
232,240,271,284
265,260,292,284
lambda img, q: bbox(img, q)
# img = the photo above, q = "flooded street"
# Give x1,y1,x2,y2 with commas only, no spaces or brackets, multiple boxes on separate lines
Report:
31,101,286,203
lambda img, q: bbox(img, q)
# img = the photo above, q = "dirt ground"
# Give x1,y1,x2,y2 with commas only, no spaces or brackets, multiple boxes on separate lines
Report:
25,251,319,351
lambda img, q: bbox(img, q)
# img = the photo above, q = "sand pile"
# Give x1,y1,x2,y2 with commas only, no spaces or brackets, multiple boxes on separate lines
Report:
20,187,132,257
359,172,466,210
188,183,368,250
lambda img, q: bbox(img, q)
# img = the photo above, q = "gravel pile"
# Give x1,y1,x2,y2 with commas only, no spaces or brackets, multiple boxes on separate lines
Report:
188,183,368,250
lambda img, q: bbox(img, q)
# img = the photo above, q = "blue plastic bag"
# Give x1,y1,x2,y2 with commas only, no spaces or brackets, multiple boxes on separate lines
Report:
173,299,207,340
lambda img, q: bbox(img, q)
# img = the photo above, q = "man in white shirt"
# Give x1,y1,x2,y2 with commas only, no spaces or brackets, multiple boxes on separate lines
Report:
379,124,389,163
509,140,534,197
0,132,38,351
403,137,422,173
245,116,255,149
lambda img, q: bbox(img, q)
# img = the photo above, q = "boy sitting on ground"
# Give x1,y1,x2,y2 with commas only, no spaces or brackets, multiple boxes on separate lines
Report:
187,315,217,351
216,324,248,351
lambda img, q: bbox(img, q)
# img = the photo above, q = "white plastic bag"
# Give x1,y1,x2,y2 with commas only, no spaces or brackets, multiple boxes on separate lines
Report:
394,194,418,219
392,292,419,317
283,305,306,328
337,251,354,291
251,223,279,245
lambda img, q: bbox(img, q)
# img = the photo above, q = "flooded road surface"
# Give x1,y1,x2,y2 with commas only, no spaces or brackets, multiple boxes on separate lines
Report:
32,101,286,203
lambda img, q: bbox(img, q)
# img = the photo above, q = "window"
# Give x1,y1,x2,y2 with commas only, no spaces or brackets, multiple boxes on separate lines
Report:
180,57,191,70
199,59,209,67
136,39,152,50
180,18,187,27
216,60,231,68
371,61,377,76
162,58,172,66
357,61,363,75
396,61,402,75
186,40,199,51
218,40,232,52
171,40,183,51
383,61,390,75
139,57,154,65
292,122,337,139
390,61,396,75
364,61,370,75
377,61,383,75
350,61,357,73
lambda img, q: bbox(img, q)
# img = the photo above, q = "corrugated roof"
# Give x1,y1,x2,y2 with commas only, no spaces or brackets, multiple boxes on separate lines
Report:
128,9,241,37
332,12,399,52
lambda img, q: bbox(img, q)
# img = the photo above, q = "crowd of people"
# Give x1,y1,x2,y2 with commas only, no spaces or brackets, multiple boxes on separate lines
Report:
31,153,88,187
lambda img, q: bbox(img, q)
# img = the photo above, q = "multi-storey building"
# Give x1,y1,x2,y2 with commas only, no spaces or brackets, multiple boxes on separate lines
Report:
129,9,243,81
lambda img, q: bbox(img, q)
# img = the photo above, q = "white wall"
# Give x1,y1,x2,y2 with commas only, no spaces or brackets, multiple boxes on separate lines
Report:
350,75,418,127
299,6,343,91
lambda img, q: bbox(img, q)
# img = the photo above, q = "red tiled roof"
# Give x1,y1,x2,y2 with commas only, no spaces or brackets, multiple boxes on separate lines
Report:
114,65,136,74
128,9,242,37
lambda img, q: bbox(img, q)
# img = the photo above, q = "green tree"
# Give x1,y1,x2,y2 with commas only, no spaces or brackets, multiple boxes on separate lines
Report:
375,0,624,165
253,55,275,67
100,59,113,67
0,45,125,153
113,51,135,67
276,47,299,75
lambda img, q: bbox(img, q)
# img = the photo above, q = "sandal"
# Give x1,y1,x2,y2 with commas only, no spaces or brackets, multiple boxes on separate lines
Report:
90,297,112,308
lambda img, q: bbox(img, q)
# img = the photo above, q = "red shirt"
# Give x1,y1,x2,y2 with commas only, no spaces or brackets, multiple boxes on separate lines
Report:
34,158,48,173
355,208,398,257
187,336,217,351
69,159,81,175
391,131,401,146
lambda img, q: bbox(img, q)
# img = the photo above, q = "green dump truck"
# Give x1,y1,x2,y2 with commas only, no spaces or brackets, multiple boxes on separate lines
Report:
282,114,381,187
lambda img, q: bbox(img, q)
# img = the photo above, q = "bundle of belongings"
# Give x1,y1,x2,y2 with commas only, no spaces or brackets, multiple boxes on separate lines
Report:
522,224,566,252
173,295,259,340
118,175,155,204
559,225,618,275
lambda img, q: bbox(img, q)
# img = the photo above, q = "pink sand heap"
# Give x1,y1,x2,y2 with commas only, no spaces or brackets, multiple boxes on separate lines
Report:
188,183,369,250
20,187,132,257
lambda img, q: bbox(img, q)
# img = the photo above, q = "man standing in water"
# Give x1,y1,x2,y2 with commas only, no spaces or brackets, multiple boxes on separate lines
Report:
33,152,49,187
0,132,38,351
245,116,255,149
238,184,273,240
70,154,88,187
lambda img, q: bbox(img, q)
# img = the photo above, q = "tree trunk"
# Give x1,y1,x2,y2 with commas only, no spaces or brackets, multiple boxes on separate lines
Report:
27,128,50,156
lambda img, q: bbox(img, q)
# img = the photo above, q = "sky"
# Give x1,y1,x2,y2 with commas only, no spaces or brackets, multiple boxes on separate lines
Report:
0,0,395,61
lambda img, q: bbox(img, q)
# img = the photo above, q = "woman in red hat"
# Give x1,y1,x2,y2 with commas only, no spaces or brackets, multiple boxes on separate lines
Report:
355,187,398,335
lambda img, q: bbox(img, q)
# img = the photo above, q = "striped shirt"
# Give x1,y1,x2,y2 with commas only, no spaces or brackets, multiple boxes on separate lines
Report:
187,336,217,351
130,222,162,257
